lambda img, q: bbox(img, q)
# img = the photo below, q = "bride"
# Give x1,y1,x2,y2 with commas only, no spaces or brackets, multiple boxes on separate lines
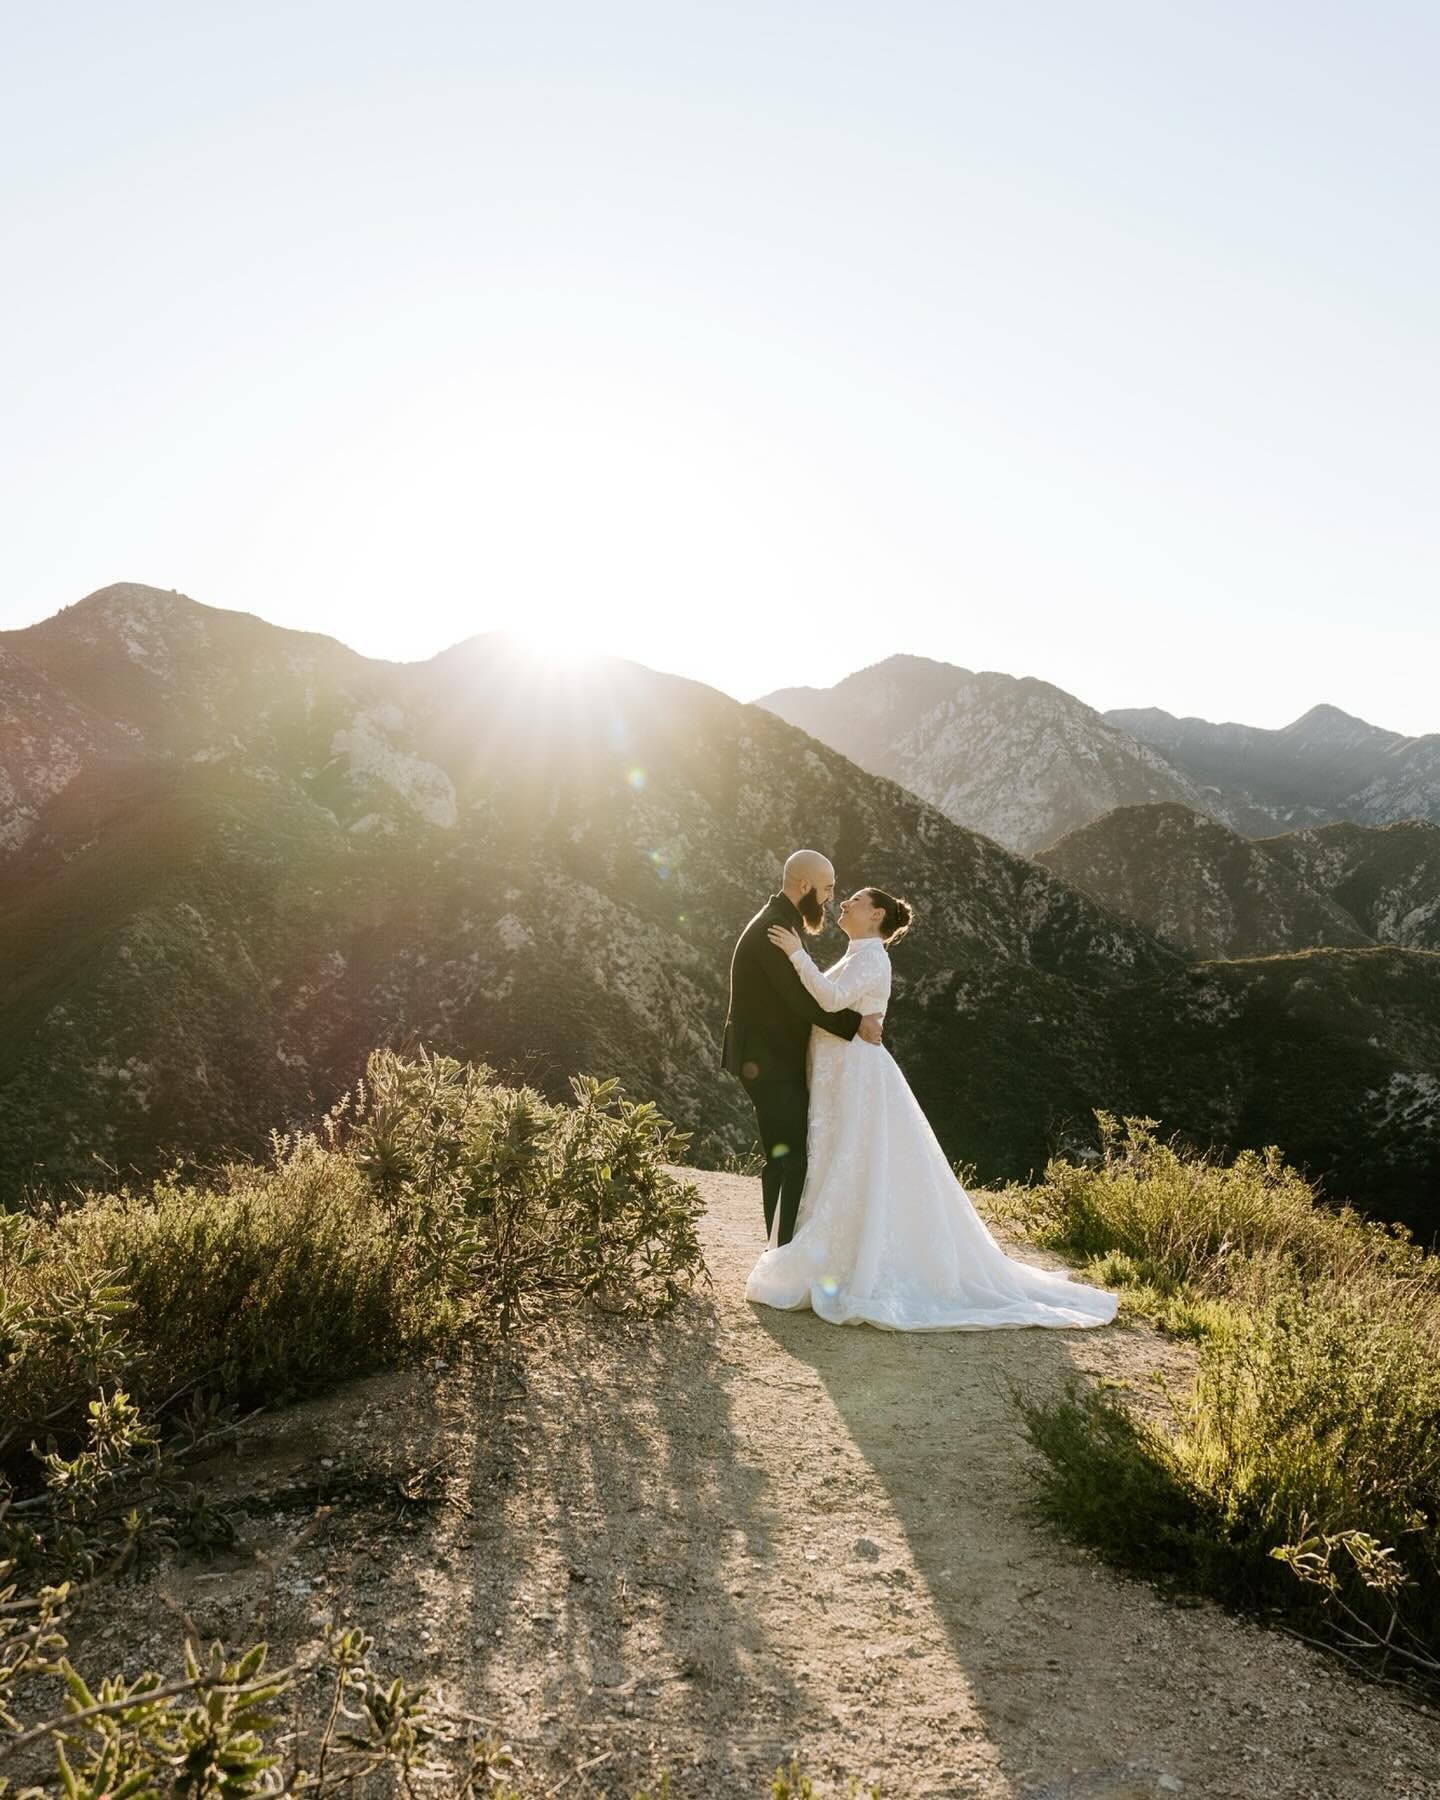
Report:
744,886,1118,1331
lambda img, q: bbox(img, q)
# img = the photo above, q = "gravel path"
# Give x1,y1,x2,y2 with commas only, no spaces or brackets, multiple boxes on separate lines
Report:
104,1168,1440,1798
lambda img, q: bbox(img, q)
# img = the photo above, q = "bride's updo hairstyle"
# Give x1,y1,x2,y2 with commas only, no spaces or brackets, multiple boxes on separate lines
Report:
867,888,913,946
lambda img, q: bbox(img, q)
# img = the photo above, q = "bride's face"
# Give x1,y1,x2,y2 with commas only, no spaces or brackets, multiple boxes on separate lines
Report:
837,890,883,937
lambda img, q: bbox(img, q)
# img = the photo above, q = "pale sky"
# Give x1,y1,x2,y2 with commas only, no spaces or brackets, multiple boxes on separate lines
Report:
3,2,1436,734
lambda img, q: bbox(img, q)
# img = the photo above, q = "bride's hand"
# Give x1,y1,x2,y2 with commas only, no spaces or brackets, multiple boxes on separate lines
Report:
767,924,802,956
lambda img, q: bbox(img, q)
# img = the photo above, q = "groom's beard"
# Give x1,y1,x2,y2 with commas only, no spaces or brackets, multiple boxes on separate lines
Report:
797,888,827,932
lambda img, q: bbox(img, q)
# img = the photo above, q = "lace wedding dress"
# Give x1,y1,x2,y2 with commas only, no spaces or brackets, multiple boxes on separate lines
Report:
744,935,1118,1331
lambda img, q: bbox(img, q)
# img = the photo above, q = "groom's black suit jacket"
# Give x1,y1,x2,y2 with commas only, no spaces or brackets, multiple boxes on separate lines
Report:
720,891,864,1085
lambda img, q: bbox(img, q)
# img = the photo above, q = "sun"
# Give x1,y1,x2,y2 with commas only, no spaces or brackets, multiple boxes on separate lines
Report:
499,622,606,672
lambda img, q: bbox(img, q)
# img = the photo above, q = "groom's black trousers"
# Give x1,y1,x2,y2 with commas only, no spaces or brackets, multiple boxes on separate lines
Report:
743,1077,810,1247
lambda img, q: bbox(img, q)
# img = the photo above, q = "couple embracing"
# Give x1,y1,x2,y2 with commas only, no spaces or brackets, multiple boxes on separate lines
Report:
721,849,1117,1332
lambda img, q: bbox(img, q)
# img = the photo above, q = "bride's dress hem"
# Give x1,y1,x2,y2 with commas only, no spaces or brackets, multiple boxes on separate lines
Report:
744,1283,1117,1332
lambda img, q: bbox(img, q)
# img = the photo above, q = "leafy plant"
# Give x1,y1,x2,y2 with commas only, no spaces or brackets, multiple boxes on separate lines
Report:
1,1050,705,1582
1007,1112,1440,1689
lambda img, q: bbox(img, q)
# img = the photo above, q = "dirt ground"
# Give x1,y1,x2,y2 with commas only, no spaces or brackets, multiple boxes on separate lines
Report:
71,1168,1440,1798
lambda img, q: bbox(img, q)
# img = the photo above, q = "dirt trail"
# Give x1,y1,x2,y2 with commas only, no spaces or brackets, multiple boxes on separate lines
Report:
104,1169,1440,1798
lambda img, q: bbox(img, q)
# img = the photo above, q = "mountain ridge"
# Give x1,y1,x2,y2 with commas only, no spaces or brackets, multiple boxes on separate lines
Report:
758,652,1438,853
1,584,1183,1198
756,653,1258,853
4,586,1438,1229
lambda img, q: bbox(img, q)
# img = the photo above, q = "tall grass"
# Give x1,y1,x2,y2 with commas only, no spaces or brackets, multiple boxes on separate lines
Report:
992,1108,1429,1297
40,1147,461,1409
1001,1112,1440,1689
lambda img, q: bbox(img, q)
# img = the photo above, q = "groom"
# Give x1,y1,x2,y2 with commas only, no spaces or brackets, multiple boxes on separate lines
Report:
721,849,884,1246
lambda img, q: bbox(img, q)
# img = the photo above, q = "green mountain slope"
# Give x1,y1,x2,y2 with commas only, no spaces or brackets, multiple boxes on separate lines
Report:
1035,802,1375,959
3,585,1437,1231
1257,817,1440,951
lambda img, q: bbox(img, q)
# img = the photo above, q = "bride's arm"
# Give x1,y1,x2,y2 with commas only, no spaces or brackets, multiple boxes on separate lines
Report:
784,944,880,1013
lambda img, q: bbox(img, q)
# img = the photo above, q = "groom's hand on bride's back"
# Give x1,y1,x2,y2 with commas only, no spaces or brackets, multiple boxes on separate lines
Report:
858,1014,884,1044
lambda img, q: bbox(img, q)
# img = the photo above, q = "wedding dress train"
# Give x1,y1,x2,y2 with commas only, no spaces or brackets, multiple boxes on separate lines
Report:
744,935,1118,1331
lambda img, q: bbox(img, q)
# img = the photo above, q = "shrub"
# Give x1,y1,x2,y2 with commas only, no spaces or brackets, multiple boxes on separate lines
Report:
994,1109,1428,1297
0,1049,706,1577
344,1051,708,1334
1007,1111,1440,1688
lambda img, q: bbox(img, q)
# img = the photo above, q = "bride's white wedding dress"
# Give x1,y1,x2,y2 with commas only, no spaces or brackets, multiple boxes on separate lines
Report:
744,934,1118,1331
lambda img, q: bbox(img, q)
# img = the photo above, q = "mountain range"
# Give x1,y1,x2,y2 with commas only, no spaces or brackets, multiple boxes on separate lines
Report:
2,585,1438,1232
758,656,1440,855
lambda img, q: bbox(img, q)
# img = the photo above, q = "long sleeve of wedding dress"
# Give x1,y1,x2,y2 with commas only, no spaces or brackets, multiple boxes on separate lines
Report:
787,942,889,1014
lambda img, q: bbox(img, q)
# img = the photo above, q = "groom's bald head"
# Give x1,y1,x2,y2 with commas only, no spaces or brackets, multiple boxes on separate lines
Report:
783,848,832,891
782,849,836,932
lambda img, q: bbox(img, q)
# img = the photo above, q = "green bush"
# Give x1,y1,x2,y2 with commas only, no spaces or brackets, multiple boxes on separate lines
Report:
344,1050,708,1335
1007,1112,1440,1688
994,1108,1428,1297
51,1149,458,1409
0,1049,706,1576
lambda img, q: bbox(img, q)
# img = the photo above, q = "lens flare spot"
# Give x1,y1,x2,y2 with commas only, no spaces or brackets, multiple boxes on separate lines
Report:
819,1274,840,1297
770,1141,790,1159
626,766,647,790
741,1060,758,1080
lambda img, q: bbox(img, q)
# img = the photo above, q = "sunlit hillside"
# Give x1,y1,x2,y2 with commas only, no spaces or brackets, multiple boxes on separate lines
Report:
3,583,1438,1231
